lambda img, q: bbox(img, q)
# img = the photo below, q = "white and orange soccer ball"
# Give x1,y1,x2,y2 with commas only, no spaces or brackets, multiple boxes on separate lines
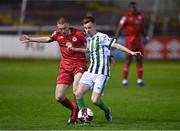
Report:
78,108,94,123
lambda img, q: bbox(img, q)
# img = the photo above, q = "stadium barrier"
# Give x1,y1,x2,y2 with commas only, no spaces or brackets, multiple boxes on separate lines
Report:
145,36,180,59
0,35,179,60
0,35,60,59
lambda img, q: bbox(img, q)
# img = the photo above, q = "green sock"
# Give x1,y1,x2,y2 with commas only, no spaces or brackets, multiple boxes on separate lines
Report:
77,98,85,109
97,99,109,112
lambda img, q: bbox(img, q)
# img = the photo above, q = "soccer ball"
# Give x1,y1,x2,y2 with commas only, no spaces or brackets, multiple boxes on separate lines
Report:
78,108,93,123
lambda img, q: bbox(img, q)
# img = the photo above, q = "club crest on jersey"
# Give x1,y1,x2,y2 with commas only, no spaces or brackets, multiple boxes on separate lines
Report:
138,15,142,20
72,36,77,42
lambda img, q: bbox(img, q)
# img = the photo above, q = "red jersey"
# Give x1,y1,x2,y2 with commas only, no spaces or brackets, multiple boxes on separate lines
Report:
50,28,87,64
119,12,144,37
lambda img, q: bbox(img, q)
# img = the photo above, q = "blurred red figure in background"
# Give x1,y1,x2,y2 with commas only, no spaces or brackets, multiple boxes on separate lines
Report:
116,1,149,87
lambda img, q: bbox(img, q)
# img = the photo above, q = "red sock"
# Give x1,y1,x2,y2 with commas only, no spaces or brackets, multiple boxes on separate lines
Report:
61,97,73,111
137,64,143,79
73,94,76,103
72,94,78,120
123,63,128,80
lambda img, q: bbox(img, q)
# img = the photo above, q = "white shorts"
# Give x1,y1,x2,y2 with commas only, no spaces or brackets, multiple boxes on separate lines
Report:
80,71,109,94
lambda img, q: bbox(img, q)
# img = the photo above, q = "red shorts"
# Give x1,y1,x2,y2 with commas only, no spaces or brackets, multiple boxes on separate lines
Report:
126,36,144,56
56,61,87,85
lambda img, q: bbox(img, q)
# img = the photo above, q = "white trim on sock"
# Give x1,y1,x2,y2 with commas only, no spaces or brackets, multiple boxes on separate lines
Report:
137,79,143,83
122,79,128,84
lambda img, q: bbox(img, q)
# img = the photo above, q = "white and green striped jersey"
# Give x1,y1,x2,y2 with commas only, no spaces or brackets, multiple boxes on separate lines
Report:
87,32,116,76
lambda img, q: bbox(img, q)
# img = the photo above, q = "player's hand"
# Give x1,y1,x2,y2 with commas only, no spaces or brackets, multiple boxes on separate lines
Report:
19,34,30,43
66,42,77,51
131,51,143,56
66,42,72,49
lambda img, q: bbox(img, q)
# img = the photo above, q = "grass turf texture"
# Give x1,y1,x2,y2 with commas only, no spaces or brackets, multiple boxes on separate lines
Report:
0,59,179,130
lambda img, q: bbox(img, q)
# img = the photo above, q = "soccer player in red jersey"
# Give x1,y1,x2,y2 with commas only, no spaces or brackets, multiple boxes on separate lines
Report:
19,17,87,125
116,1,149,87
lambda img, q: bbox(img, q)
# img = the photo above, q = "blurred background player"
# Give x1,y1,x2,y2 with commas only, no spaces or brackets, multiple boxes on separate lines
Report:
19,17,87,125
116,1,149,87
67,16,142,124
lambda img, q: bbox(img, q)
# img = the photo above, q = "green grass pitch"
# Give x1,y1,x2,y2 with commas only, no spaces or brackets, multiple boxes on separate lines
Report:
0,59,179,130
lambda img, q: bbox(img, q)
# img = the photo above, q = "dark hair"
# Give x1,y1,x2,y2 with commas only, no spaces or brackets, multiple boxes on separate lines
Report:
83,16,96,24
128,1,137,7
57,17,69,24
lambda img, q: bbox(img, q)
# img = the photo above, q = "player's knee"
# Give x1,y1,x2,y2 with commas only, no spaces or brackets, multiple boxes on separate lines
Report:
55,94,65,102
137,59,143,64
75,90,82,99
75,91,81,98
91,97,99,105
73,88,76,95
125,60,131,65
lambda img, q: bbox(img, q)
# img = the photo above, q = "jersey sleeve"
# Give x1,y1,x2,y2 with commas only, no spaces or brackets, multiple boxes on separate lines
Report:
101,34,116,48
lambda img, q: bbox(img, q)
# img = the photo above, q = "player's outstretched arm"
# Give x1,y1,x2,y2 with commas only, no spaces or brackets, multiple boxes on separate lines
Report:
66,42,88,53
70,47,88,53
113,43,142,56
19,34,53,44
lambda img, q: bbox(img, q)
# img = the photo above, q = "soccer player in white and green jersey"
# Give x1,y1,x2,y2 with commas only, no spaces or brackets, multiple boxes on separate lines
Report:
68,16,142,124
